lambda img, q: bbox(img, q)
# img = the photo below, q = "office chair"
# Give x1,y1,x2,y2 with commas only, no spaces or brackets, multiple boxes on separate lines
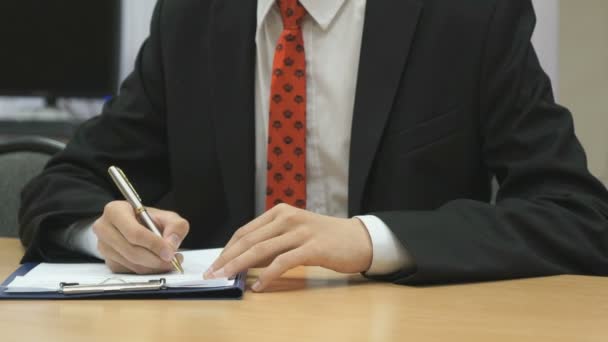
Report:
0,136,65,237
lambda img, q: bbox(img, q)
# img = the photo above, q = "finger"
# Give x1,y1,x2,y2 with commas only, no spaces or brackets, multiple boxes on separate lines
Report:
207,219,286,277
147,208,191,249
107,208,175,262
209,230,302,279
99,241,172,275
94,218,171,269
252,247,310,292
248,255,275,269
223,208,280,251
175,253,184,265
105,259,132,274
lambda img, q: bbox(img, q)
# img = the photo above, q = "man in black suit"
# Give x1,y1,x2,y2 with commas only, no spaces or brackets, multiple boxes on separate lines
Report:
19,0,608,292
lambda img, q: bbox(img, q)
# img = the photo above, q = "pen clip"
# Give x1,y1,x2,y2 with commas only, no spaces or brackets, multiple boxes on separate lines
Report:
110,166,142,202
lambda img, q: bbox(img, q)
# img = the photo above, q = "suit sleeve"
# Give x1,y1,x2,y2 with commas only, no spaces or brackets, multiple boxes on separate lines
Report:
19,0,170,263
371,0,608,285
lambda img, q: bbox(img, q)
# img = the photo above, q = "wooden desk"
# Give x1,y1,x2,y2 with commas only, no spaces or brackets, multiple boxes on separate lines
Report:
0,238,607,342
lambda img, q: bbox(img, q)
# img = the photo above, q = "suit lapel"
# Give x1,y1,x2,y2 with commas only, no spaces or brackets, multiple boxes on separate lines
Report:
209,0,258,225
348,0,423,216
207,0,422,218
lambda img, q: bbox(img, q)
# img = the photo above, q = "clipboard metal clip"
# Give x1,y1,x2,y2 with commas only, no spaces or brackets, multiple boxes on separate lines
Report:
60,278,167,295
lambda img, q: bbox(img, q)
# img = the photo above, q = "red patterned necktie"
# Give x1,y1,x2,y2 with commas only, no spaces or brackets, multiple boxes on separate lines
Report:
266,0,308,211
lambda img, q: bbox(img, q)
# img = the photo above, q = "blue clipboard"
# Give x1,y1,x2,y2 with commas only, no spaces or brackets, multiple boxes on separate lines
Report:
0,263,247,300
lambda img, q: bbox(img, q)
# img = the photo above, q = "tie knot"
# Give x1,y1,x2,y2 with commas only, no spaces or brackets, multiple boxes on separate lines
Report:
277,0,307,29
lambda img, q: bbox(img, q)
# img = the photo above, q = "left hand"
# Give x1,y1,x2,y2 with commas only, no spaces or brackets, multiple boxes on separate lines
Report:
204,203,373,292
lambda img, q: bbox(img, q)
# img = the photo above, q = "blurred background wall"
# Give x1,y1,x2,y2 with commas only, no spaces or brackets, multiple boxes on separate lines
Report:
120,1,156,83
531,0,559,94
559,0,608,184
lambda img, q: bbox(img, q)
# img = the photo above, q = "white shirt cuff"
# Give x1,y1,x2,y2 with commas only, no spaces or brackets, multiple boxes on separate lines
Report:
51,218,105,260
356,215,414,276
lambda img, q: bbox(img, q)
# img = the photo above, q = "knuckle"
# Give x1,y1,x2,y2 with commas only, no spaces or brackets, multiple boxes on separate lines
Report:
274,203,291,213
121,248,139,265
301,246,315,264
160,211,178,223
295,225,313,240
273,254,290,269
168,212,182,222
103,201,114,215
179,218,190,235
307,241,322,256
233,227,246,240
157,264,172,274
107,261,119,273
170,218,189,236
145,258,164,270
104,201,121,214
121,227,136,244
104,201,131,222
97,241,106,255
239,235,255,247
149,239,165,255
107,260,125,274
92,220,102,236
281,211,300,225
131,264,147,275
129,228,146,246
251,242,270,256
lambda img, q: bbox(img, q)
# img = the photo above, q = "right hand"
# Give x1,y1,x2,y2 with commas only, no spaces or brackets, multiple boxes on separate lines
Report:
93,201,190,274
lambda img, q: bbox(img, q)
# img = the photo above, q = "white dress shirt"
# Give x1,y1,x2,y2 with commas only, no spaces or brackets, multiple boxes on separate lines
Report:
54,0,413,276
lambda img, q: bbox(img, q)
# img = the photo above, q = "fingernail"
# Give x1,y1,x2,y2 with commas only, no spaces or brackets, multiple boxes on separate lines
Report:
252,281,262,292
160,248,173,262
212,267,226,279
203,267,214,279
169,234,181,249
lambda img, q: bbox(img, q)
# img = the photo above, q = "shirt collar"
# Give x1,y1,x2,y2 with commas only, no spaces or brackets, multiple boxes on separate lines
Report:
257,0,346,31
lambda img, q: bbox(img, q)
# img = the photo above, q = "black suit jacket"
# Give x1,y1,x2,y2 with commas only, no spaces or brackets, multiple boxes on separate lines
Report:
19,0,608,285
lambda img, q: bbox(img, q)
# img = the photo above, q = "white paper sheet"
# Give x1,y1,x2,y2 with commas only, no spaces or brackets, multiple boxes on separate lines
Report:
4,249,234,293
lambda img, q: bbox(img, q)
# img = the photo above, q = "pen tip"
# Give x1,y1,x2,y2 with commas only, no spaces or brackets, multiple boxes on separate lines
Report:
172,259,184,274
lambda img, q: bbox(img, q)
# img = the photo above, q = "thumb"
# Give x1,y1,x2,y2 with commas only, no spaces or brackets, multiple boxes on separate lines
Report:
147,208,190,250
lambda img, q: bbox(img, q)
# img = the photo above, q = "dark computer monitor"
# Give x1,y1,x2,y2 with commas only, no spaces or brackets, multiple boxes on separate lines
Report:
0,0,122,103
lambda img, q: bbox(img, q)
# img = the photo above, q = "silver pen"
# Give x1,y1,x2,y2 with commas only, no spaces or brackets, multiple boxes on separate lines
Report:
108,166,184,274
